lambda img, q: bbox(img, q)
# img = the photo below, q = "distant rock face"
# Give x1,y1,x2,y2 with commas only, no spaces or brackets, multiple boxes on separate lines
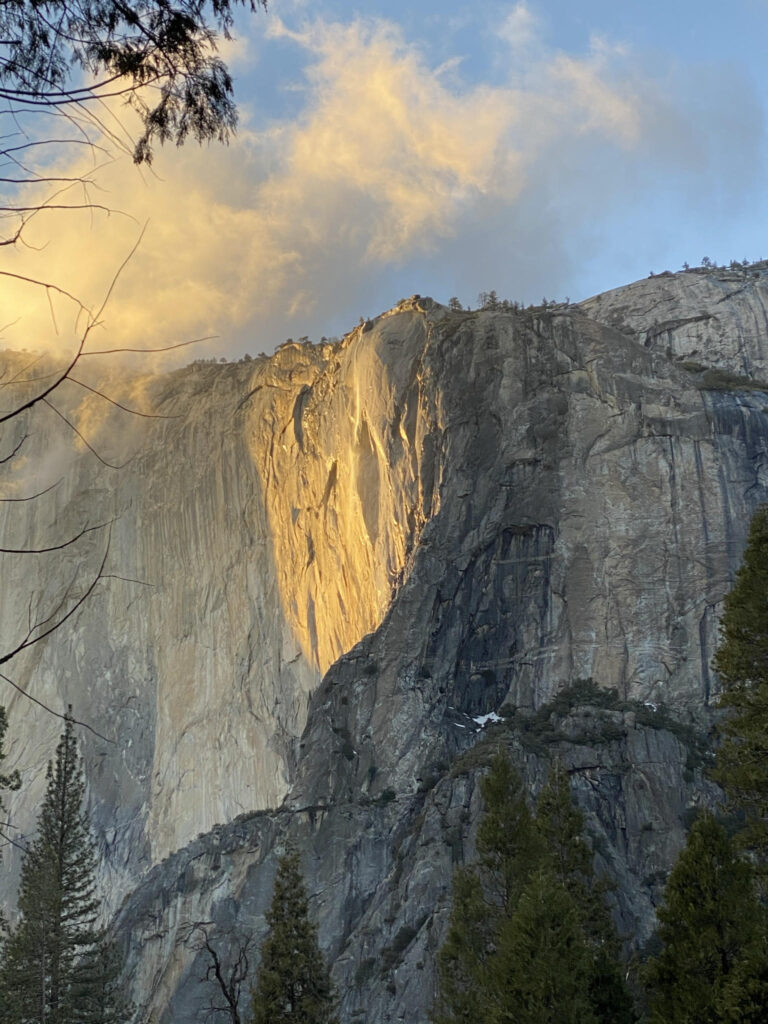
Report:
580,265,768,376
3,270,768,1021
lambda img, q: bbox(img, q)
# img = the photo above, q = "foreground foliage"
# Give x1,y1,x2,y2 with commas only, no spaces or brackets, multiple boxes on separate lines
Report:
251,847,338,1024
643,813,765,1024
0,0,268,165
0,714,129,1024
642,504,768,1022
713,505,768,860
433,754,635,1024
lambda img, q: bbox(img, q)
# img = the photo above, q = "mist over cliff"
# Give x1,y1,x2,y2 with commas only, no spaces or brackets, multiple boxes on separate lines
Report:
3,264,768,1021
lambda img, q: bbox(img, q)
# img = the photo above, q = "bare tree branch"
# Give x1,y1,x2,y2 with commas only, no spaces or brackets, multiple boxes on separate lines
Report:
0,536,110,668
81,335,217,356
183,923,252,1024
0,823,29,852
68,377,178,419
0,432,27,463
0,481,60,503
42,397,131,469
0,668,114,745
0,518,113,554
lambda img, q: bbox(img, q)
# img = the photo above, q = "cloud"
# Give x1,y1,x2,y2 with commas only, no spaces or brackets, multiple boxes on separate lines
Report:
1,12,748,360
498,2,540,54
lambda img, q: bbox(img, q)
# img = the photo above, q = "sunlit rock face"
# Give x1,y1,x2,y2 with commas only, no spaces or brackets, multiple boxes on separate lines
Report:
4,268,768,1022
0,305,439,894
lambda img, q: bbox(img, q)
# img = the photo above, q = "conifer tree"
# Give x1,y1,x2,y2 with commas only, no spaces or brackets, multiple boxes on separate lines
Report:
535,760,592,883
251,846,338,1024
0,712,129,1024
0,704,21,930
716,926,768,1023
476,753,543,915
488,868,598,1024
432,868,490,1024
713,505,768,857
535,762,635,1024
434,754,633,1024
70,939,133,1024
644,812,759,1024
433,754,541,1024
0,706,20,808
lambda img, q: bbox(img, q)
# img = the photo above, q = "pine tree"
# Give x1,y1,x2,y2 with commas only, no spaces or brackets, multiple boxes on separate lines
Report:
712,505,768,857
488,868,598,1024
0,713,129,1024
715,923,768,1023
251,846,338,1024
0,706,20,805
0,705,21,938
70,939,133,1024
535,760,591,883
434,754,632,1024
535,762,635,1024
643,812,760,1024
476,753,543,915
433,755,541,1024
432,868,490,1024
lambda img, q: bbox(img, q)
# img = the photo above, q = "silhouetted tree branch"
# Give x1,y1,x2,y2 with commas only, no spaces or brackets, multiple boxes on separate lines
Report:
184,923,252,1024
0,0,264,730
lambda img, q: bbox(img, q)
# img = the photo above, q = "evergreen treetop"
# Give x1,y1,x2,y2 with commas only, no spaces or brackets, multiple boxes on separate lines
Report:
489,867,599,1024
644,812,760,1024
0,711,129,1024
713,506,768,692
434,753,635,1024
432,867,492,1024
477,753,542,914
534,760,635,1024
535,759,591,885
251,846,338,1024
0,706,20,801
713,505,768,855
0,705,21,884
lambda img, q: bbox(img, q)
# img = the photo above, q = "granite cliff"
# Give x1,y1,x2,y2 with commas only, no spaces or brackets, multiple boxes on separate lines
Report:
3,264,768,1021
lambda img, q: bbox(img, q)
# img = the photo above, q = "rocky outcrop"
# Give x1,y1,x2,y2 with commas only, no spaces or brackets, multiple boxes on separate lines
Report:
4,267,768,1020
114,697,717,1023
579,262,768,377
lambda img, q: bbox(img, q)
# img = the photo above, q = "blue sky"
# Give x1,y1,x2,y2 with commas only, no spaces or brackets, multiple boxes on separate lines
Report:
6,0,768,358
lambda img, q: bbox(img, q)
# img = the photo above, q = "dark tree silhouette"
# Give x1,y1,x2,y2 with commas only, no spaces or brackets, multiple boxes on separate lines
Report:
251,847,338,1024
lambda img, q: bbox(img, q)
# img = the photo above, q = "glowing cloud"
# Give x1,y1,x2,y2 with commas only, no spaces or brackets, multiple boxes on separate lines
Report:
0,15,659,358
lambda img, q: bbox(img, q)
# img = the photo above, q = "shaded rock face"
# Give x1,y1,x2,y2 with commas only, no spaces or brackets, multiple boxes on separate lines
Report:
115,711,716,1024
3,269,768,1020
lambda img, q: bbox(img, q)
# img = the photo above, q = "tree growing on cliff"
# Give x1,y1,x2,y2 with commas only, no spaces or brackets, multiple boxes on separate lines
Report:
0,712,129,1024
713,505,768,858
251,847,338,1024
643,812,762,1024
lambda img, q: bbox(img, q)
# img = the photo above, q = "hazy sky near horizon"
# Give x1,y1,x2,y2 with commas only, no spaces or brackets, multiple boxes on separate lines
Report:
3,0,768,360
